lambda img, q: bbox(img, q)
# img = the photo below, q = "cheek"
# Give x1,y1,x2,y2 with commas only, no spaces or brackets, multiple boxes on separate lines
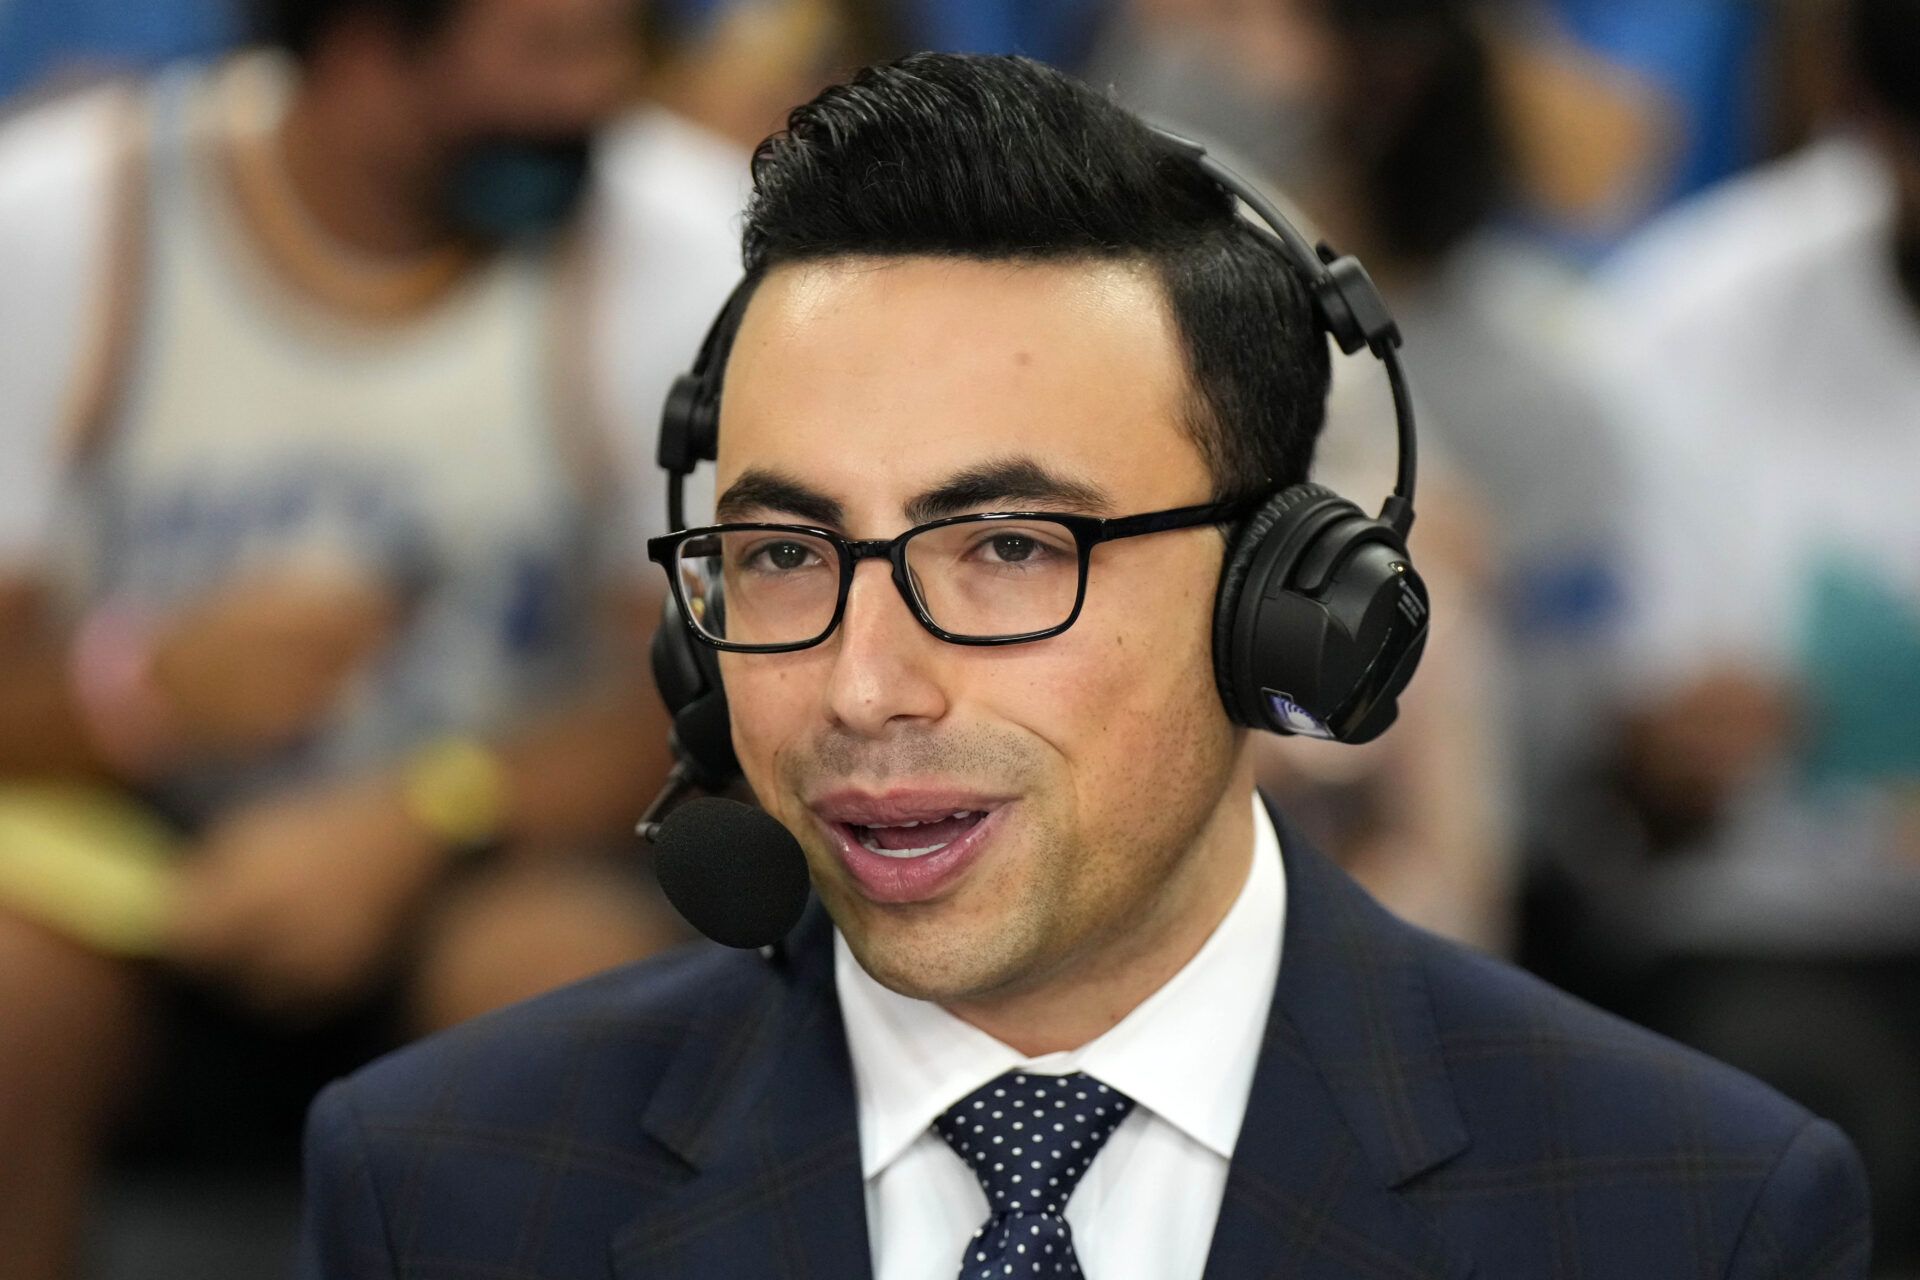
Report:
720,654,821,797
981,567,1226,798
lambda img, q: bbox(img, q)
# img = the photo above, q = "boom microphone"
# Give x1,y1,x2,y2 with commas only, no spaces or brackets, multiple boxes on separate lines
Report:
645,797,812,949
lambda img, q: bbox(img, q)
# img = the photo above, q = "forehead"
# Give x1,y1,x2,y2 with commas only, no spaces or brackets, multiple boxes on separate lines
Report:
715,257,1212,522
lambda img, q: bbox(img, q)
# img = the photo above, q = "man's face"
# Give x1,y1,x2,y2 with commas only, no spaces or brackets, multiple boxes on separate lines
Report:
716,257,1250,1005
408,0,638,144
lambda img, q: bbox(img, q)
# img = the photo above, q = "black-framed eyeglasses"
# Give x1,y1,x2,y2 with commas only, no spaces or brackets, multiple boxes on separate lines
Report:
646,498,1259,653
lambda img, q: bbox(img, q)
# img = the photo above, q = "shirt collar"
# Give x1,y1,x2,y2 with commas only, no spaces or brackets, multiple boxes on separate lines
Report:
835,795,1287,1179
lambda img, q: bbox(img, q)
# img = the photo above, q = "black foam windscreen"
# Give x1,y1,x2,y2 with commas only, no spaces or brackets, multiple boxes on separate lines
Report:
651,797,811,949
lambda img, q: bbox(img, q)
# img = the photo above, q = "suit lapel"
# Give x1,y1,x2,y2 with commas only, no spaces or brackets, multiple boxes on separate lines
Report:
1203,809,1476,1280
611,904,872,1280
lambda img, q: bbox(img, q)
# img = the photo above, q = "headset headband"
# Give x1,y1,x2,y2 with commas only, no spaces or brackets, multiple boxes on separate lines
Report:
1166,135,1418,536
659,128,1418,539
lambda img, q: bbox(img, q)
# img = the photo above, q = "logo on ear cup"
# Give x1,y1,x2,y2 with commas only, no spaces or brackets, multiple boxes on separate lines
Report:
1265,692,1337,739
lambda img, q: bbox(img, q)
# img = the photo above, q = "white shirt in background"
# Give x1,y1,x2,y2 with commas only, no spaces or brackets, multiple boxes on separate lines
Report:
0,77,746,574
1597,134,1920,951
589,104,751,537
0,64,746,813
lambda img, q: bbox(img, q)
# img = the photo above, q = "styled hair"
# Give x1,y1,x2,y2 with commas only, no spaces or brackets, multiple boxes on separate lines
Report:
250,0,461,61
740,53,1332,499
1850,0,1920,126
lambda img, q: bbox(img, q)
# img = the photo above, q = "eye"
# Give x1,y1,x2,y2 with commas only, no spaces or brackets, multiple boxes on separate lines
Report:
743,539,823,572
988,534,1039,563
961,526,1070,568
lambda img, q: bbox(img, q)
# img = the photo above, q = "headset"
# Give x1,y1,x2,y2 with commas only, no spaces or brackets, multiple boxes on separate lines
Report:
648,128,1430,792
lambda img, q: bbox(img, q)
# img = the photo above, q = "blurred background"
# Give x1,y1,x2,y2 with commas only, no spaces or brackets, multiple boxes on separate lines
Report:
0,0,1914,1276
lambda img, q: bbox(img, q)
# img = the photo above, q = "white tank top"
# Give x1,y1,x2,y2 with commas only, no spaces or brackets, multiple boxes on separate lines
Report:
57,56,613,822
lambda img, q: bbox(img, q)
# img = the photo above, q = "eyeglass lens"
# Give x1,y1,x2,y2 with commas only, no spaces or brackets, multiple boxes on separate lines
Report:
673,518,1085,647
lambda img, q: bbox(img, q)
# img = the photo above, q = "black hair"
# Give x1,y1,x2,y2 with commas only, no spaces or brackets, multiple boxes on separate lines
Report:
249,0,461,61
740,53,1332,499
1324,0,1511,265
1849,0,1920,127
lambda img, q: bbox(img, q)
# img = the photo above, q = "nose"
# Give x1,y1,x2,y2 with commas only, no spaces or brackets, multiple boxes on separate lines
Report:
822,559,949,738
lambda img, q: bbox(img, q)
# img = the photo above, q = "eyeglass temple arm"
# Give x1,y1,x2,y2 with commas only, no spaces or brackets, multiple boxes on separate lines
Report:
1094,499,1260,543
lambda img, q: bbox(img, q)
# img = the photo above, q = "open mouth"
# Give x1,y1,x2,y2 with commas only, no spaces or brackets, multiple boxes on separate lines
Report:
809,791,1010,904
845,811,988,859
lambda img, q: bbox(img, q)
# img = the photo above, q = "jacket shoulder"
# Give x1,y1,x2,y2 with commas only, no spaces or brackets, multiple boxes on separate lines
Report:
1408,931,1870,1276
333,941,776,1139
1418,933,1814,1150
298,943,791,1275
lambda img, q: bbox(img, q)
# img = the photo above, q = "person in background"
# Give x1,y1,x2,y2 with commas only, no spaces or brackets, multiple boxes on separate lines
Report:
1090,0,1639,953
637,0,897,153
593,0,898,507
0,0,743,1274
1591,0,1920,1260
1546,0,1766,220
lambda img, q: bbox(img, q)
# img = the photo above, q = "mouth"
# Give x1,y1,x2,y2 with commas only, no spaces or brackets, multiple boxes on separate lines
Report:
847,810,989,858
808,792,1010,905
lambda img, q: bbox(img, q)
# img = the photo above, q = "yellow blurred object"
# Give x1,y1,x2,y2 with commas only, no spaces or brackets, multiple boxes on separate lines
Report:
0,784,181,956
401,737,509,850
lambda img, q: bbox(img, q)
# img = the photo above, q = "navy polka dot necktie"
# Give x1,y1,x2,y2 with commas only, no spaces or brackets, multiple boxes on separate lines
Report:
933,1071,1136,1279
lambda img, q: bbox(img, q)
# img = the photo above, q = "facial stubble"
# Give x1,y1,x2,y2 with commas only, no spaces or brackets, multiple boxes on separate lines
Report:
778,696,1241,1012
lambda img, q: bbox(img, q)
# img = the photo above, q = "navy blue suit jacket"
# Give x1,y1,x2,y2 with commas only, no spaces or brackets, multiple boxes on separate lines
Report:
297,811,1870,1278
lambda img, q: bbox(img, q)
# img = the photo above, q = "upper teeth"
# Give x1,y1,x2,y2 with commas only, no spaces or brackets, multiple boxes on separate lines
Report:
872,811,976,830
853,812,983,859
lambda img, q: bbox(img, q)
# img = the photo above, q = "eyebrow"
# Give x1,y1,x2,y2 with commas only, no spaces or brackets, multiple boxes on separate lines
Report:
903,457,1111,524
716,470,846,527
714,457,1112,530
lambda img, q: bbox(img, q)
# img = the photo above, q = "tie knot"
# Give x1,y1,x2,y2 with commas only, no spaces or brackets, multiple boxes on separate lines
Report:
934,1071,1135,1220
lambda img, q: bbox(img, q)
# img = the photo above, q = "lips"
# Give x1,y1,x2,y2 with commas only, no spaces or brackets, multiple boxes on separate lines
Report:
808,790,1010,904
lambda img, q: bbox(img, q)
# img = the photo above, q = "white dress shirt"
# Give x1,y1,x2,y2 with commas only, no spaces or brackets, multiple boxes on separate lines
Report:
835,796,1286,1280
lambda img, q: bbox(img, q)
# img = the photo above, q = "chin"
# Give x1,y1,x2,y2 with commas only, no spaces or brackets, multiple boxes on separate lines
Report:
835,899,1047,1006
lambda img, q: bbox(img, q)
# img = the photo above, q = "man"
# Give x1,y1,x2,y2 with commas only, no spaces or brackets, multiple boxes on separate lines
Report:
0,0,739,1274
299,54,1870,1279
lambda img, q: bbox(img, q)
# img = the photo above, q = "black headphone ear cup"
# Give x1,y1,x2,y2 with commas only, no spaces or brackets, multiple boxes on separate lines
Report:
1216,481,1430,742
649,589,739,789
1212,483,1340,724
658,374,720,474
657,375,701,473
658,277,753,475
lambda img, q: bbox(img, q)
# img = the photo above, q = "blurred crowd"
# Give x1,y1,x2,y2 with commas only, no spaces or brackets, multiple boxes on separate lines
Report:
0,0,1915,1276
